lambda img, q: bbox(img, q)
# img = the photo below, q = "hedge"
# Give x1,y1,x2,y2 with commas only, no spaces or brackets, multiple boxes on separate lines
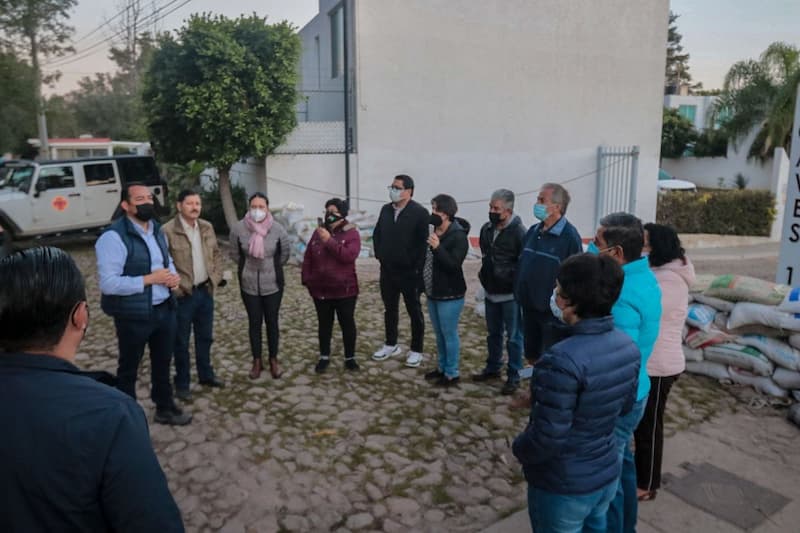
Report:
656,189,776,236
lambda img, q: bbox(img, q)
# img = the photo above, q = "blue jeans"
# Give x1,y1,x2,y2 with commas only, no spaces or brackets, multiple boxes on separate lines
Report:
427,298,464,378
114,301,176,410
484,298,523,378
606,397,648,533
174,288,216,389
528,482,617,533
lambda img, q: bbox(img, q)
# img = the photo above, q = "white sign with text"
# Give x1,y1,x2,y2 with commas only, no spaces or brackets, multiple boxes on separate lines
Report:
777,83,800,285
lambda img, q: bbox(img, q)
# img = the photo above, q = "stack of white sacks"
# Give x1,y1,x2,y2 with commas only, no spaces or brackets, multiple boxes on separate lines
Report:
683,274,800,403
270,202,378,264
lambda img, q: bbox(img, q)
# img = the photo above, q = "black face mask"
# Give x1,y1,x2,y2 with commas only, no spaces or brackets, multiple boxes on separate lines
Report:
429,214,443,227
325,213,343,228
489,212,502,225
133,203,156,222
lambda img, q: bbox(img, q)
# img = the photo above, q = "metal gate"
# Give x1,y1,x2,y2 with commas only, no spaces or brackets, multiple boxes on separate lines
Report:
595,145,640,227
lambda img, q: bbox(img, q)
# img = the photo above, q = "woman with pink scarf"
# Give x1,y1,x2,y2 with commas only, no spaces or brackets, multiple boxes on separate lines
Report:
229,193,290,379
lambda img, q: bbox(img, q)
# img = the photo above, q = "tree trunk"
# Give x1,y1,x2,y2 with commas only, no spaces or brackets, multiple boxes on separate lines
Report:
218,166,238,231
29,31,48,159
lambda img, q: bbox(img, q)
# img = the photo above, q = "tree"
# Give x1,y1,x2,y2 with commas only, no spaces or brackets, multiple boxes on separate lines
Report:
0,0,77,157
0,50,37,153
661,107,697,159
143,14,301,229
711,42,800,159
665,11,700,94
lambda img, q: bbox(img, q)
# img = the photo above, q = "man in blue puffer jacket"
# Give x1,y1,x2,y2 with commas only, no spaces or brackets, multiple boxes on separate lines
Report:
588,212,662,533
513,254,640,533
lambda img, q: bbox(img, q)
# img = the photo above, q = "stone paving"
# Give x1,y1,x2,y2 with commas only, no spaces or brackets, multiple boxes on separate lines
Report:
62,241,760,533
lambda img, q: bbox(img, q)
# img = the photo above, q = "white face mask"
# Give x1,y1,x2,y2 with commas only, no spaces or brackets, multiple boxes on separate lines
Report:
550,289,565,323
389,188,403,203
249,208,267,222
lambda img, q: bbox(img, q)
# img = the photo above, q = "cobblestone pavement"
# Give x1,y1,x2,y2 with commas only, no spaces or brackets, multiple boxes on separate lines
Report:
61,241,760,533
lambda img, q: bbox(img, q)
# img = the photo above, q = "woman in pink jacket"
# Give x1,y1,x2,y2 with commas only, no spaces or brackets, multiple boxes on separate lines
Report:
301,198,361,373
634,223,695,501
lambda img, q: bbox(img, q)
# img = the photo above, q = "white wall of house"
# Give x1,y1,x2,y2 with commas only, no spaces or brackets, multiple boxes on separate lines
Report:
664,94,718,130
661,127,774,190
296,0,349,122
348,0,668,236
264,154,352,212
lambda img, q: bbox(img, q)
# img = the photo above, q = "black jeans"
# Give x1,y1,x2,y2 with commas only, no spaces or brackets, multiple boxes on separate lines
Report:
242,290,283,360
521,307,566,362
634,374,679,492
379,272,424,352
313,297,357,358
114,301,176,410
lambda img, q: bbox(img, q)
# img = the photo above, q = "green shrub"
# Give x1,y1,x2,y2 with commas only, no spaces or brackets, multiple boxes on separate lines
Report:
199,178,248,236
656,189,776,236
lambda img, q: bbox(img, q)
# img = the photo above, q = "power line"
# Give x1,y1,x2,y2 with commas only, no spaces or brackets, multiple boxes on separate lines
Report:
43,0,191,69
262,156,630,205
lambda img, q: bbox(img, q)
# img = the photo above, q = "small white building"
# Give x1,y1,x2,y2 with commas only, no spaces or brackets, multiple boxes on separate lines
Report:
253,0,670,237
27,136,152,160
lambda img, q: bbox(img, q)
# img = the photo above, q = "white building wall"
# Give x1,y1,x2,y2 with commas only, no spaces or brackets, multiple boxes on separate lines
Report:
351,0,668,236
264,153,351,212
664,94,718,130
297,0,348,122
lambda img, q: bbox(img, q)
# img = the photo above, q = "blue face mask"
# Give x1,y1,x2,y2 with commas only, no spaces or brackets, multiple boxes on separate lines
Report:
587,241,600,255
533,203,548,221
550,289,565,322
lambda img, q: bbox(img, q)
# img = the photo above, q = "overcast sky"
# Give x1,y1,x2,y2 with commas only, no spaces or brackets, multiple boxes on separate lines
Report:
44,0,800,95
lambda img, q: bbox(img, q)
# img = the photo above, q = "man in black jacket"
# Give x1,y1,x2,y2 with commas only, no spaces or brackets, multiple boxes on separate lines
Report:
372,174,430,367
474,189,527,394
0,247,184,532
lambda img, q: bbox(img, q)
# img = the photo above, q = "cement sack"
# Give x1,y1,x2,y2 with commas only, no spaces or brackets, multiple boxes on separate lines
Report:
727,303,800,332
682,345,704,362
684,326,732,349
772,368,800,390
690,273,718,294
686,304,717,331
789,333,800,350
727,367,788,397
685,361,730,380
282,202,305,226
778,287,800,314
693,294,736,313
704,274,789,306
703,343,774,376
788,404,800,428
736,334,800,370
711,311,784,338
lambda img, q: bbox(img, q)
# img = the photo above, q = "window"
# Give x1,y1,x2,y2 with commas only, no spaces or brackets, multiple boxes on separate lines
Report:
84,163,116,185
37,166,75,190
678,105,697,124
330,5,344,78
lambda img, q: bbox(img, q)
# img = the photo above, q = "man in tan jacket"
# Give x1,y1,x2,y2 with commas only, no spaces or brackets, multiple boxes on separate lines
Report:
163,189,226,399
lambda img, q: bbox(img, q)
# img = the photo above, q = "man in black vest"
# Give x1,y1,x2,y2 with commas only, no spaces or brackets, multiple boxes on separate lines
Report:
372,174,430,367
96,183,191,425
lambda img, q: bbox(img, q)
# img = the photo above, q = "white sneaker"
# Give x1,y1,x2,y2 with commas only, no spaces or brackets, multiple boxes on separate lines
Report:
372,344,401,361
404,351,423,368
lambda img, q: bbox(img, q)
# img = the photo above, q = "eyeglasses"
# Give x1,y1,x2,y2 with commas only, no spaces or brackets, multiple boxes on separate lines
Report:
388,186,405,192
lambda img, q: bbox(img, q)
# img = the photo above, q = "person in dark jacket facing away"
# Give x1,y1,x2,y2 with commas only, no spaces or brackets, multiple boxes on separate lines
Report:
0,247,184,532
302,198,362,373
421,194,470,387
372,174,430,367
474,189,527,395
514,183,583,363
513,253,640,533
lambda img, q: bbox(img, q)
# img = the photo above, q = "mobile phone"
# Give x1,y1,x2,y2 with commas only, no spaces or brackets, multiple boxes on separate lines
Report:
317,217,324,227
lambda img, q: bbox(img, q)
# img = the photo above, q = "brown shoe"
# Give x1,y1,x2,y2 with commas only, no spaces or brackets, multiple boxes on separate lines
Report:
269,358,282,379
249,358,262,379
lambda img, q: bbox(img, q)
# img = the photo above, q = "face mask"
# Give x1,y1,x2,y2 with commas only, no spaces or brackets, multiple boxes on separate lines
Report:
429,214,443,227
250,208,267,222
133,203,155,222
550,289,565,323
488,212,502,225
389,188,403,203
325,213,343,227
587,241,600,255
533,203,548,221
